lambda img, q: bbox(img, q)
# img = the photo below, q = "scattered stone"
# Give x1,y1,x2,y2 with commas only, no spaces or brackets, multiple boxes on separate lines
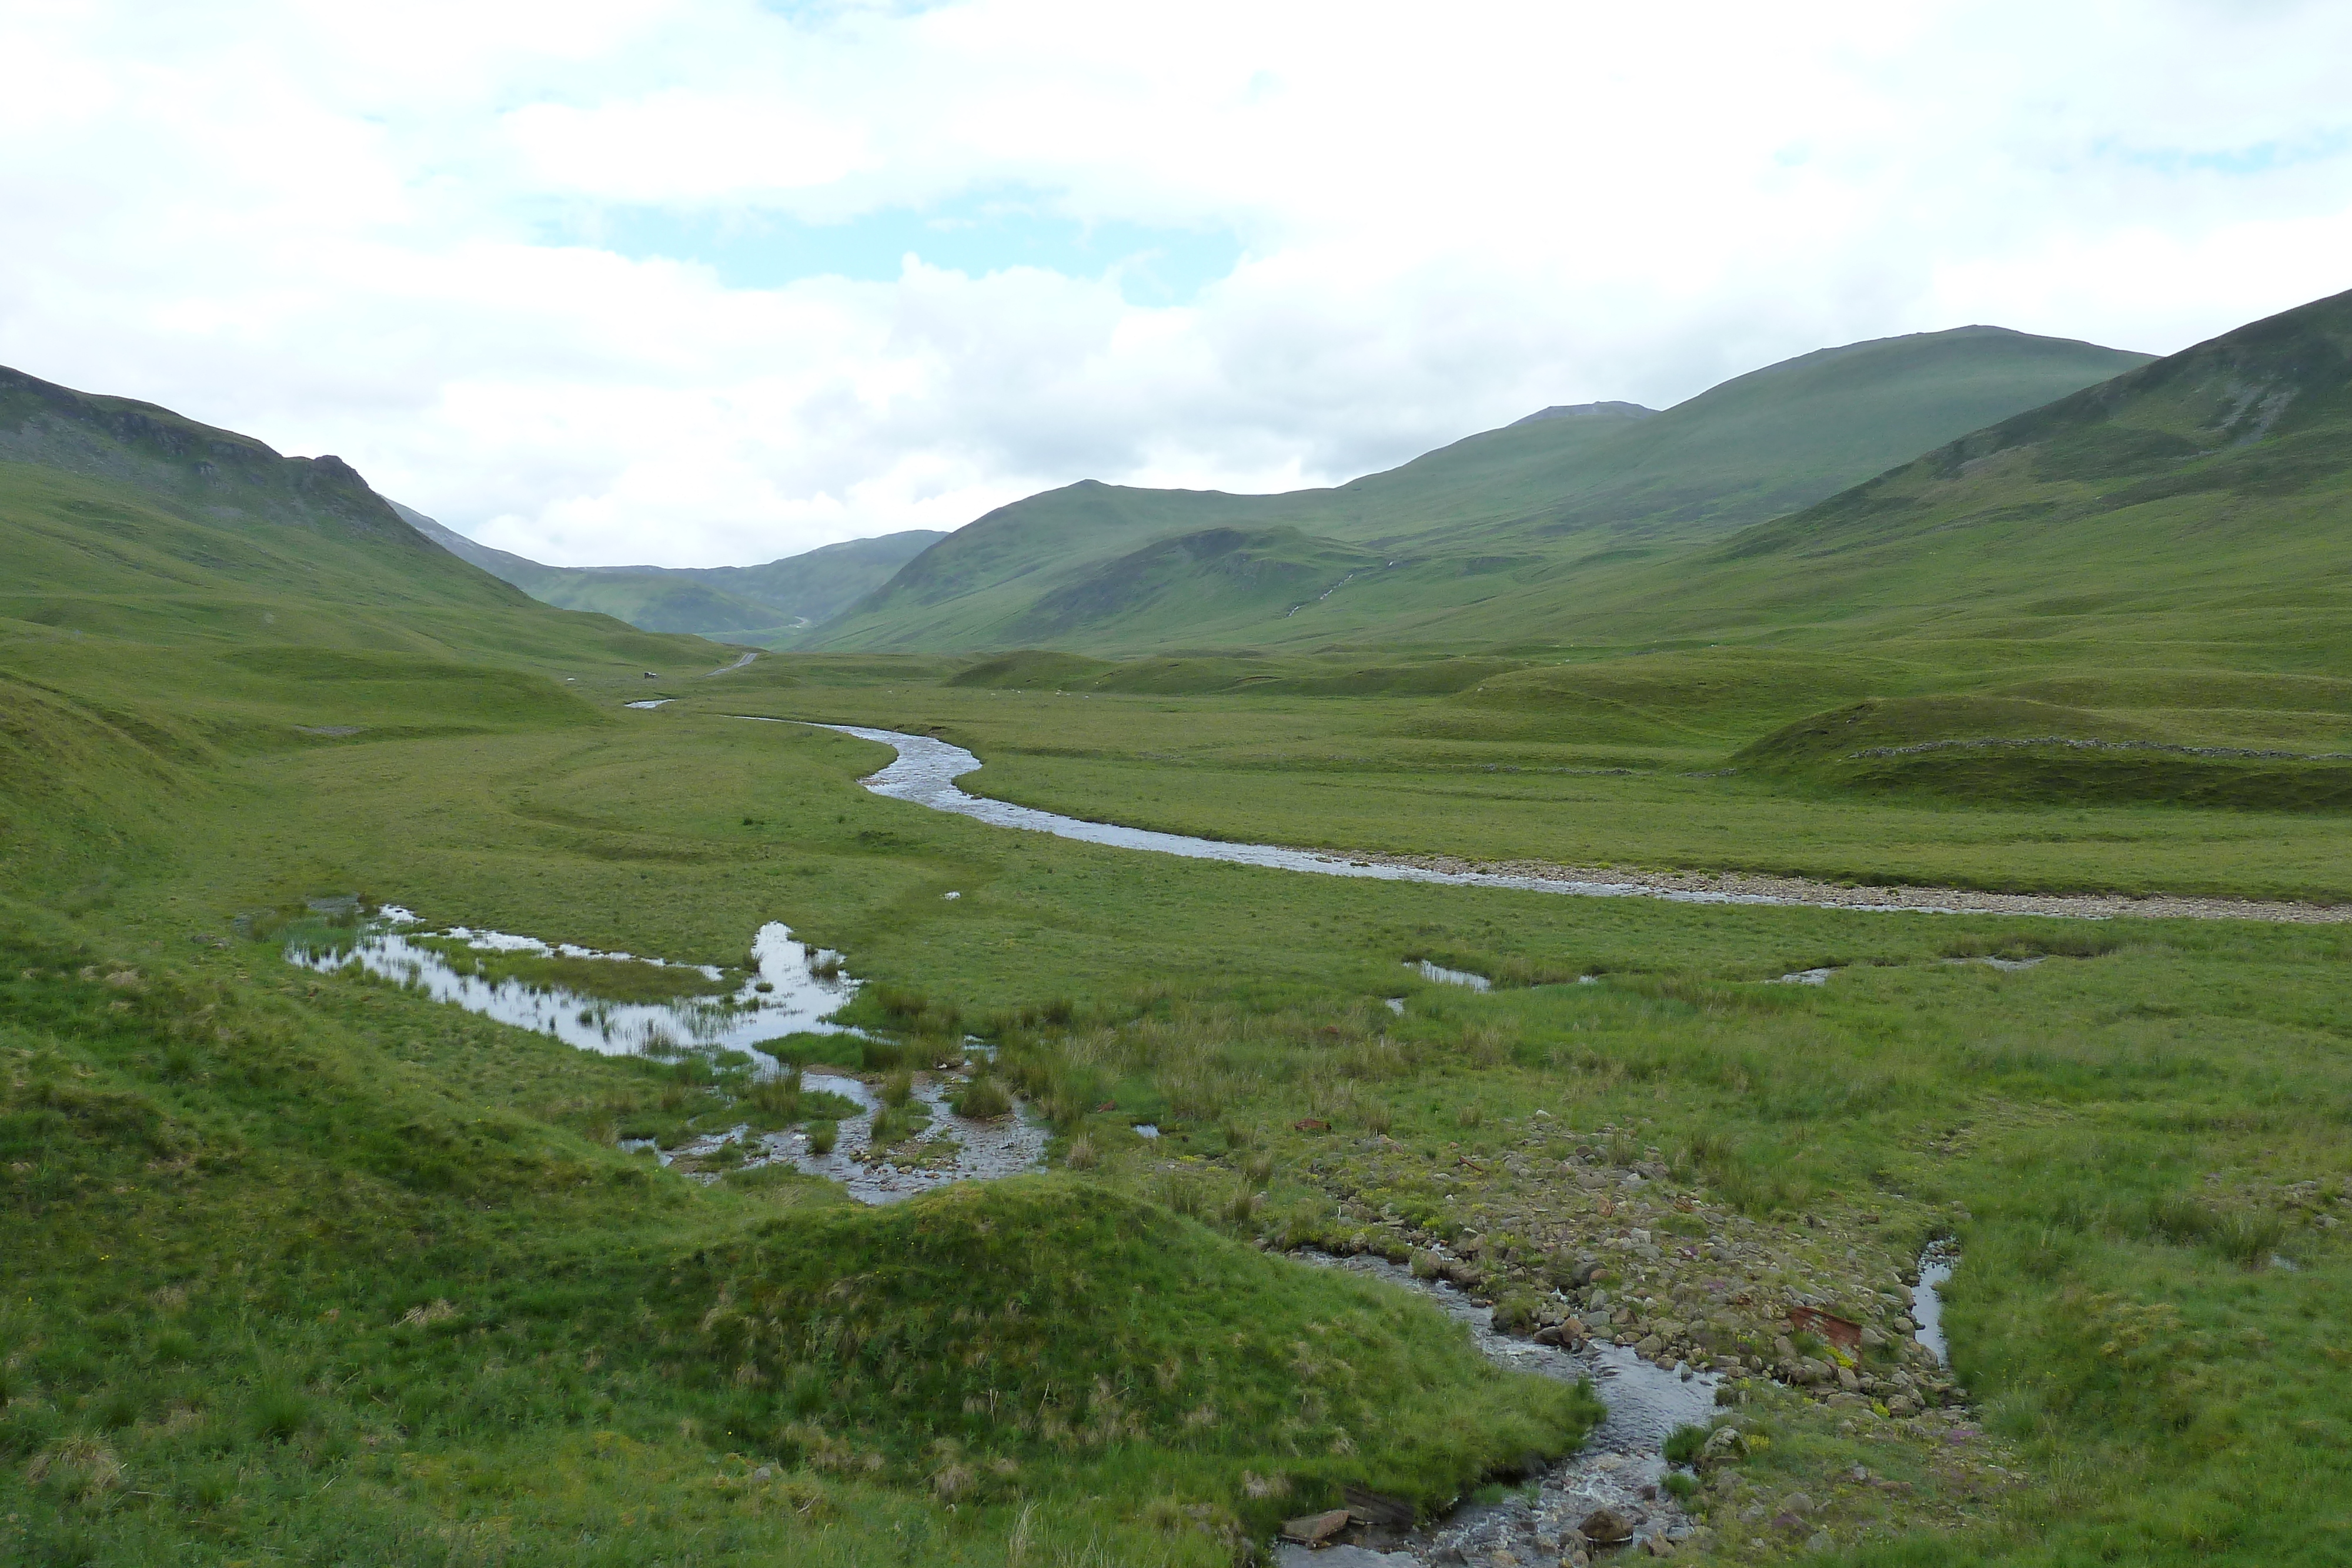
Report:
1281,1508,1352,1544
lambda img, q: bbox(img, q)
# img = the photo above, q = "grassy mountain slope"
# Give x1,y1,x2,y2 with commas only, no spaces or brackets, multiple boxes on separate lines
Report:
396,502,943,644
0,366,707,672
0,366,738,892
814,327,2149,651
1489,288,2352,701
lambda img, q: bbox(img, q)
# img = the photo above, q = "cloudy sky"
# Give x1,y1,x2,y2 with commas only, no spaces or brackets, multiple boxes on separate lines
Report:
4,1,2348,567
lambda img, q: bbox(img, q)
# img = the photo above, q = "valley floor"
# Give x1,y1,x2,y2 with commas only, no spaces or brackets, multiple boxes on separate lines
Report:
6,650,2350,1567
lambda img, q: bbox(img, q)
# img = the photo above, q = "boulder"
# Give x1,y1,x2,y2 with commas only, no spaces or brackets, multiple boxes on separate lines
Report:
1579,1507,1635,1545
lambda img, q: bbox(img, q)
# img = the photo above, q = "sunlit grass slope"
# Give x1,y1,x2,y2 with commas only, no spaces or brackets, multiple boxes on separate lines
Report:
813,326,2147,651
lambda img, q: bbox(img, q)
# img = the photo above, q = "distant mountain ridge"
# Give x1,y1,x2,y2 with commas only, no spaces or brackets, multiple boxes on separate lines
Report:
396,506,946,646
811,323,2153,652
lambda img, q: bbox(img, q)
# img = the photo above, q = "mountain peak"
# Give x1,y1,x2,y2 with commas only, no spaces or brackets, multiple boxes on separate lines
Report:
1512,401,1658,426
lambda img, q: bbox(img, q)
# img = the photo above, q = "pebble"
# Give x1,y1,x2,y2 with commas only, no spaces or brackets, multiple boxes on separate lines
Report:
1355,850,2352,923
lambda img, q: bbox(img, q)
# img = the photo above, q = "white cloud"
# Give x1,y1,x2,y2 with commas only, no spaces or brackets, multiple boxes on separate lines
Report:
0,0,2347,567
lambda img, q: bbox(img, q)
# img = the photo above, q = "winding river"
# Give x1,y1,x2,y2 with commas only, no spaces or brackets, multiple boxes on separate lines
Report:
783,722,1856,910
747,721,2348,922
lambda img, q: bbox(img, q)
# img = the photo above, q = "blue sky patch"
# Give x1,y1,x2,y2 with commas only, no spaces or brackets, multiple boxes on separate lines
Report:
545,190,1245,304
2104,129,2351,178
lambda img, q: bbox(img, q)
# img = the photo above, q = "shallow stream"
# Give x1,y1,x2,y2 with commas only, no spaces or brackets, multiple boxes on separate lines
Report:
1283,1251,1716,1564
1910,1241,1960,1367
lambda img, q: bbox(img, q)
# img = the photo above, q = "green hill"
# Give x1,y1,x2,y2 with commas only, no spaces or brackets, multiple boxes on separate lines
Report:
0,364,739,889
0,365,713,671
813,326,2149,651
397,504,943,645
1497,286,2352,724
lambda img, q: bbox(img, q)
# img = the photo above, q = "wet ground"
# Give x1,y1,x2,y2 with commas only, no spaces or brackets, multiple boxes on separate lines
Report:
636,1069,1050,1204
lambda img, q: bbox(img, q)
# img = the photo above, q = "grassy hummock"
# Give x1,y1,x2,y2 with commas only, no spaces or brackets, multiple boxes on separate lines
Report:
682,1179,1595,1522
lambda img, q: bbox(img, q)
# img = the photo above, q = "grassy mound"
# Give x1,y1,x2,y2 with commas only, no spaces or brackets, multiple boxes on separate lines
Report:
1735,695,2149,768
1738,695,2352,809
683,1178,1594,1516
944,648,1117,689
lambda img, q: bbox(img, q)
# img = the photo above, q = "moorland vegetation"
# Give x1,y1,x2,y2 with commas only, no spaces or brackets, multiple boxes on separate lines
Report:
5,290,2352,1566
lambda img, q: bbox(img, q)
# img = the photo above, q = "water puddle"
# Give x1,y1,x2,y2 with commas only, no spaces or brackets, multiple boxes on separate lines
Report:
292,908,856,1069
624,698,673,709
1285,1251,1715,1563
1775,967,1838,985
1944,955,2046,972
1411,959,1491,991
289,908,1046,1203
1911,1241,1959,1367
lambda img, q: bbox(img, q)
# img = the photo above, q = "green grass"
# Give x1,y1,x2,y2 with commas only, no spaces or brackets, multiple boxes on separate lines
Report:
0,627,1605,1564
0,882,1589,1564
11,644,2352,1562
